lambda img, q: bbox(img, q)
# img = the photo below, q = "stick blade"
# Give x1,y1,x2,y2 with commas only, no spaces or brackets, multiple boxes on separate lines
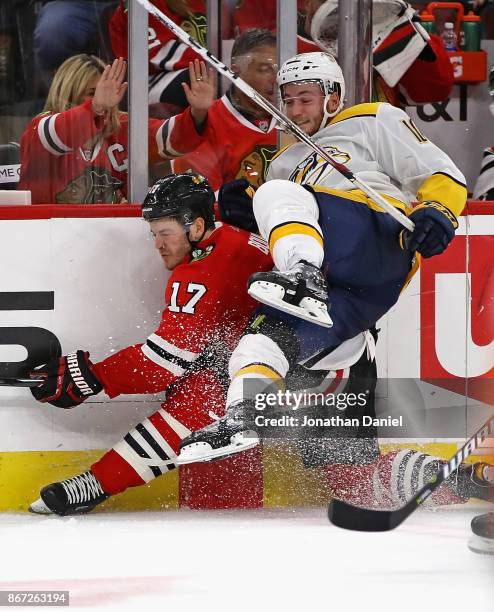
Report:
328,498,403,532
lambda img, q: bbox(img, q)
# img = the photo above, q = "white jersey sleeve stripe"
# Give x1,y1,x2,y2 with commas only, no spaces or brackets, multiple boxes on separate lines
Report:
147,332,199,362
38,114,72,156
156,121,166,158
163,115,182,157
141,342,186,377
150,39,176,70
164,42,188,72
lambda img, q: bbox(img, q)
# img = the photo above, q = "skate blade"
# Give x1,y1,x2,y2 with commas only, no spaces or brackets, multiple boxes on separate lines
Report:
177,432,259,465
28,497,53,515
248,282,333,328
468,535,494,555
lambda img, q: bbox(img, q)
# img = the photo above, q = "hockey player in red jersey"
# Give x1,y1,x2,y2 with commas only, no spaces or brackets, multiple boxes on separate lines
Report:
19,55,214,204
172,28,280,191
27,173,272,515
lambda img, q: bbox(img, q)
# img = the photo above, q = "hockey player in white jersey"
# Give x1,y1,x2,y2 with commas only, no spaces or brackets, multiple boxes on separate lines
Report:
247,51,466,325
178,52,469,478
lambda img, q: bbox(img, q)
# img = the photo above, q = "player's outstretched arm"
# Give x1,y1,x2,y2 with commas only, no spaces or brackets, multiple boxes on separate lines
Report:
30,351,103,409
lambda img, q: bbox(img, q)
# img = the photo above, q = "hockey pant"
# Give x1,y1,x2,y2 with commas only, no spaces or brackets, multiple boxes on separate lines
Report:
91,369,225,495
253,180,417,352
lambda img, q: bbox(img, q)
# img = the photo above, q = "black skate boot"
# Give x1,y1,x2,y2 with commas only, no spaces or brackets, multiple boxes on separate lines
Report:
248,260,332,328
469,512,494,555
177,402,259,465
29,471,109,516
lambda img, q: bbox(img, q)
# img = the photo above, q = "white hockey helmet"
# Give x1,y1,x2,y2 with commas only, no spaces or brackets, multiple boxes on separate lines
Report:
277,52,345,129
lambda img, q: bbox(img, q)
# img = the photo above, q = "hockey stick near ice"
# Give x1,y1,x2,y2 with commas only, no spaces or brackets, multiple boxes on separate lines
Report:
328,413,494,532
133,0,414,233
0,377,43,388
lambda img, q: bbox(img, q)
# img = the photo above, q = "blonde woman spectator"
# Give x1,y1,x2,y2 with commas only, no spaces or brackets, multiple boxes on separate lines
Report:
19,54,214,204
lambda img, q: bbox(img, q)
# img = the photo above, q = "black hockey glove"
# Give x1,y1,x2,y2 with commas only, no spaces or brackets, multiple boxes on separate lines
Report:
403,201,458,258
217,178,259,233
30,350,103,409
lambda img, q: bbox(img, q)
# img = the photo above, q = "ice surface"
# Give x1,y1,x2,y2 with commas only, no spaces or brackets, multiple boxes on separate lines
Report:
0,507,491,611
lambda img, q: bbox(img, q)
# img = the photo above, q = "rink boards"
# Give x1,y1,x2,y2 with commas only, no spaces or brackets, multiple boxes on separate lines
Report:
0,203,492,512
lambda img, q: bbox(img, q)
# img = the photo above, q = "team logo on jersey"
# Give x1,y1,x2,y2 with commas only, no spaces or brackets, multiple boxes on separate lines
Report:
56,167,123,204
235,145,278,187
288,146,351,186
191,244,214,262
181,13,207,47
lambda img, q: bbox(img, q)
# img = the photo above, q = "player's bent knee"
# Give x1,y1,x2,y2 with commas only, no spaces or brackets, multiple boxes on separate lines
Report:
253,180,319,236
228,333,290,379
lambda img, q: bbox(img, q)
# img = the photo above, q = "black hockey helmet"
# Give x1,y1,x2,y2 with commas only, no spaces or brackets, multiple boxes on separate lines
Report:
142,173,215,230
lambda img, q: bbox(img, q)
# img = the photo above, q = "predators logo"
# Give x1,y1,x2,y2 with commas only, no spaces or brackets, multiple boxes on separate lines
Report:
235,145,278,187
289,146,351,186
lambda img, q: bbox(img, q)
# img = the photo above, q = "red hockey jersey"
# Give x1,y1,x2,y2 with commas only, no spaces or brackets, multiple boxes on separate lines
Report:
109,0,206,75
172,93,279,191
93,223,272,397
19,99,205,204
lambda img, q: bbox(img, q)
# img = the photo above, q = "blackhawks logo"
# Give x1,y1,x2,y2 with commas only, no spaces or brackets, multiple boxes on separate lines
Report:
235,145,278,187
181,13,207,47
191,244,214,262
56,167,123,204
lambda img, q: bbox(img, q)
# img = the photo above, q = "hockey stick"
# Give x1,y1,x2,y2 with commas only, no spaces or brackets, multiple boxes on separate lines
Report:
0,377,43,388
133,0,414,233
328,413,494,532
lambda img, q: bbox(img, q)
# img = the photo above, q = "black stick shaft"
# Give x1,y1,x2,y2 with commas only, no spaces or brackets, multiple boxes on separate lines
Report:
0,378,43,388
328,413,494,531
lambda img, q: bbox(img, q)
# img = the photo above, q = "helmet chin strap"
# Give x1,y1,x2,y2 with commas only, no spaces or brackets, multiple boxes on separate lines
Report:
319,84,343,131
184,221,208,249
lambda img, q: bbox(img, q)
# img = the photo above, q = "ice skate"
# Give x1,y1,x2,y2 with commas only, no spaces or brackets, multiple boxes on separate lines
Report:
177,402,259,464
468,512,494,555
248,260,332,328
453,462,494,502
29,471,109,516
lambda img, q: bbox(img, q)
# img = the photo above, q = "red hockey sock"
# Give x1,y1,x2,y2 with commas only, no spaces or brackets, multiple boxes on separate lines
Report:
91,449,146,495
322,449,467,508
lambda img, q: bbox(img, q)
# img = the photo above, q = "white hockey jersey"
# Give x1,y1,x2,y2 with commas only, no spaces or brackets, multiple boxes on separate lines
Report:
267,102,466,217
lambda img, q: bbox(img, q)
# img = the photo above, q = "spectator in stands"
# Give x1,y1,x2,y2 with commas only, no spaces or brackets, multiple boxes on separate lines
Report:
34,0,118,89
234,0,454,107
302,0,455,106
109,0,214,117
19,54,214,204
172,28,279,191
233,0,319,51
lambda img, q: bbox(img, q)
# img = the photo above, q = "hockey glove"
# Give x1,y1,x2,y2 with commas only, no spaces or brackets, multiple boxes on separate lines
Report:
404,201,458,258
30,350,103,409
217,178,258,233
